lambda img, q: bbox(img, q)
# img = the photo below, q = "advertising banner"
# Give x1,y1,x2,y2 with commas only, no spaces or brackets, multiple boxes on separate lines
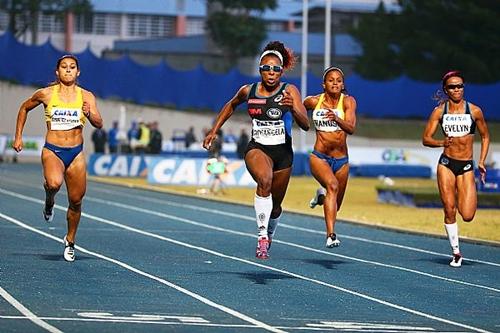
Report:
148,157,255,187
2,135,44,157
88,154,151,177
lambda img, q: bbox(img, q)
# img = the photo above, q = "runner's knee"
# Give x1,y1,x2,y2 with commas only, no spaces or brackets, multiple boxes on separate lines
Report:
44,181,62,193
325,179,339,196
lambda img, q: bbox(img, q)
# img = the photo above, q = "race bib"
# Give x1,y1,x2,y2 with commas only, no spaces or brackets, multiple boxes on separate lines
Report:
312,108,344,132
442,114,472,137
252,119,286,145
50,107,83,131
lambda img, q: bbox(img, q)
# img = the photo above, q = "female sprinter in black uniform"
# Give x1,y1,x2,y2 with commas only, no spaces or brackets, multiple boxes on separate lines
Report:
422,70,490,267
203,41,309,259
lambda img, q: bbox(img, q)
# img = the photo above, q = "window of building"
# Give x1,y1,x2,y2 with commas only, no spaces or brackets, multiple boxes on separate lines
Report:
266,21,286,32
75,14,93,34
0,11,8,30
94,13,106,35
185,17,205,35
127,14,173,37
105,14,121,35
150,16,162,37
40,13,64,33
74,13,120,35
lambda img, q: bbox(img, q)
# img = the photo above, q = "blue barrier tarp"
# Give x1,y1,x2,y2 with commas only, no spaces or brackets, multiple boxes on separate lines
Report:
1,31,498,120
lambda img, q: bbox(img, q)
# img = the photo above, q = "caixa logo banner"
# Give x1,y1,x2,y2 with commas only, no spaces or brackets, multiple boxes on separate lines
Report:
88,154,151,177
148,157,255,187
381,149,407,163
87,154,255,187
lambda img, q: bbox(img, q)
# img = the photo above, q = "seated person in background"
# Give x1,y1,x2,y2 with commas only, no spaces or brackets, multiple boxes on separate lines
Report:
185,126,197,149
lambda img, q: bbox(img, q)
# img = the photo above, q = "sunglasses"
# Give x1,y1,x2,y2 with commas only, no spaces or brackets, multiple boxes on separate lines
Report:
259,64,283,72
446,84,464,90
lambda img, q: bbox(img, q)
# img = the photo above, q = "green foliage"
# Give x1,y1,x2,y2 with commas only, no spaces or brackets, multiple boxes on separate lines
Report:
350,2,402,80
207,13,267,59
0,0,92,39
376,185,500,208
351,0,500,83
206,0,277,65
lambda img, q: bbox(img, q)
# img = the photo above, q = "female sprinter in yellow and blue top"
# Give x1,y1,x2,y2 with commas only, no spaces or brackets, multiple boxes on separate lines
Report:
203,41,309,259
12,54,103,262
303,66,357,248
422,70,490,267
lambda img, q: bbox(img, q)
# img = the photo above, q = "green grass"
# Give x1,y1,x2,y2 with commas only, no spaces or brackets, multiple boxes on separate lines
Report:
354,117,499,141
376,184,500,208
90,176,500,244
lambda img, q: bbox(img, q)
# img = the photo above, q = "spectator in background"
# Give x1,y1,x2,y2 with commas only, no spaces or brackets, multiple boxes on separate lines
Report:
127,121,139,153
236,128,249,159
208,129,223,158
108,121,119,153
135,120,150,154
224,129,237,144
91,127,107,153
206,155,228,195
149,121,163,154
185,126,197,149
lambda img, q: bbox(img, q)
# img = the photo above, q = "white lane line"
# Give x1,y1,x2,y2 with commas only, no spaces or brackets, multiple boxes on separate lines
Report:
0,315,257,328
0,189,496,332
0,286,64,333
90,185,500,267
2,177,498,267
281,224,500,267
0,212,286,333
0,203,493,332
1,187,499,294
0,315,438,331
83,196,500,293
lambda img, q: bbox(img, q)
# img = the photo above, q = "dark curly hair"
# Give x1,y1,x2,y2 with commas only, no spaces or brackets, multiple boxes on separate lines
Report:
261,41,297,71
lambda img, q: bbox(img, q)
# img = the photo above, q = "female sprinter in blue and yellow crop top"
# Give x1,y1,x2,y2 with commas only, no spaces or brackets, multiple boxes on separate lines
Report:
423,70,490,268
303,66,357,249
12,55,103,262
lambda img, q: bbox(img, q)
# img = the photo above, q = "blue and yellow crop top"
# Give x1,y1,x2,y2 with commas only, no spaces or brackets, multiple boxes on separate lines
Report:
45,85,85,131
312,93,346,132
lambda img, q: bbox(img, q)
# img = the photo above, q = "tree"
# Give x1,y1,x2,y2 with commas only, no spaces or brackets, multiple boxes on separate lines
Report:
0,0,92,45
206,0,277,66
350,0,500,83
349,2,401,80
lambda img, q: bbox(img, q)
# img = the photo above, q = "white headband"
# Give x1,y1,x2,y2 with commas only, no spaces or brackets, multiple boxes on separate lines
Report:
323,66,344,81
259,50,283,65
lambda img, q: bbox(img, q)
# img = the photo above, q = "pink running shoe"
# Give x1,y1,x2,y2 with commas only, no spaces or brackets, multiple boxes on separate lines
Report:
255,238,269,259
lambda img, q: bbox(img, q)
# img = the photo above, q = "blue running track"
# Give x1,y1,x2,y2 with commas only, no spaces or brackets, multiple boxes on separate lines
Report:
1,163,499,333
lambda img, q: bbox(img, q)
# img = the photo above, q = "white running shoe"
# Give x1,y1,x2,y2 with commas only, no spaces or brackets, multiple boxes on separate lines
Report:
326,233,340,248
309,188,326,208
43,205,54,222
449,253,462,268
63,236,75,262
